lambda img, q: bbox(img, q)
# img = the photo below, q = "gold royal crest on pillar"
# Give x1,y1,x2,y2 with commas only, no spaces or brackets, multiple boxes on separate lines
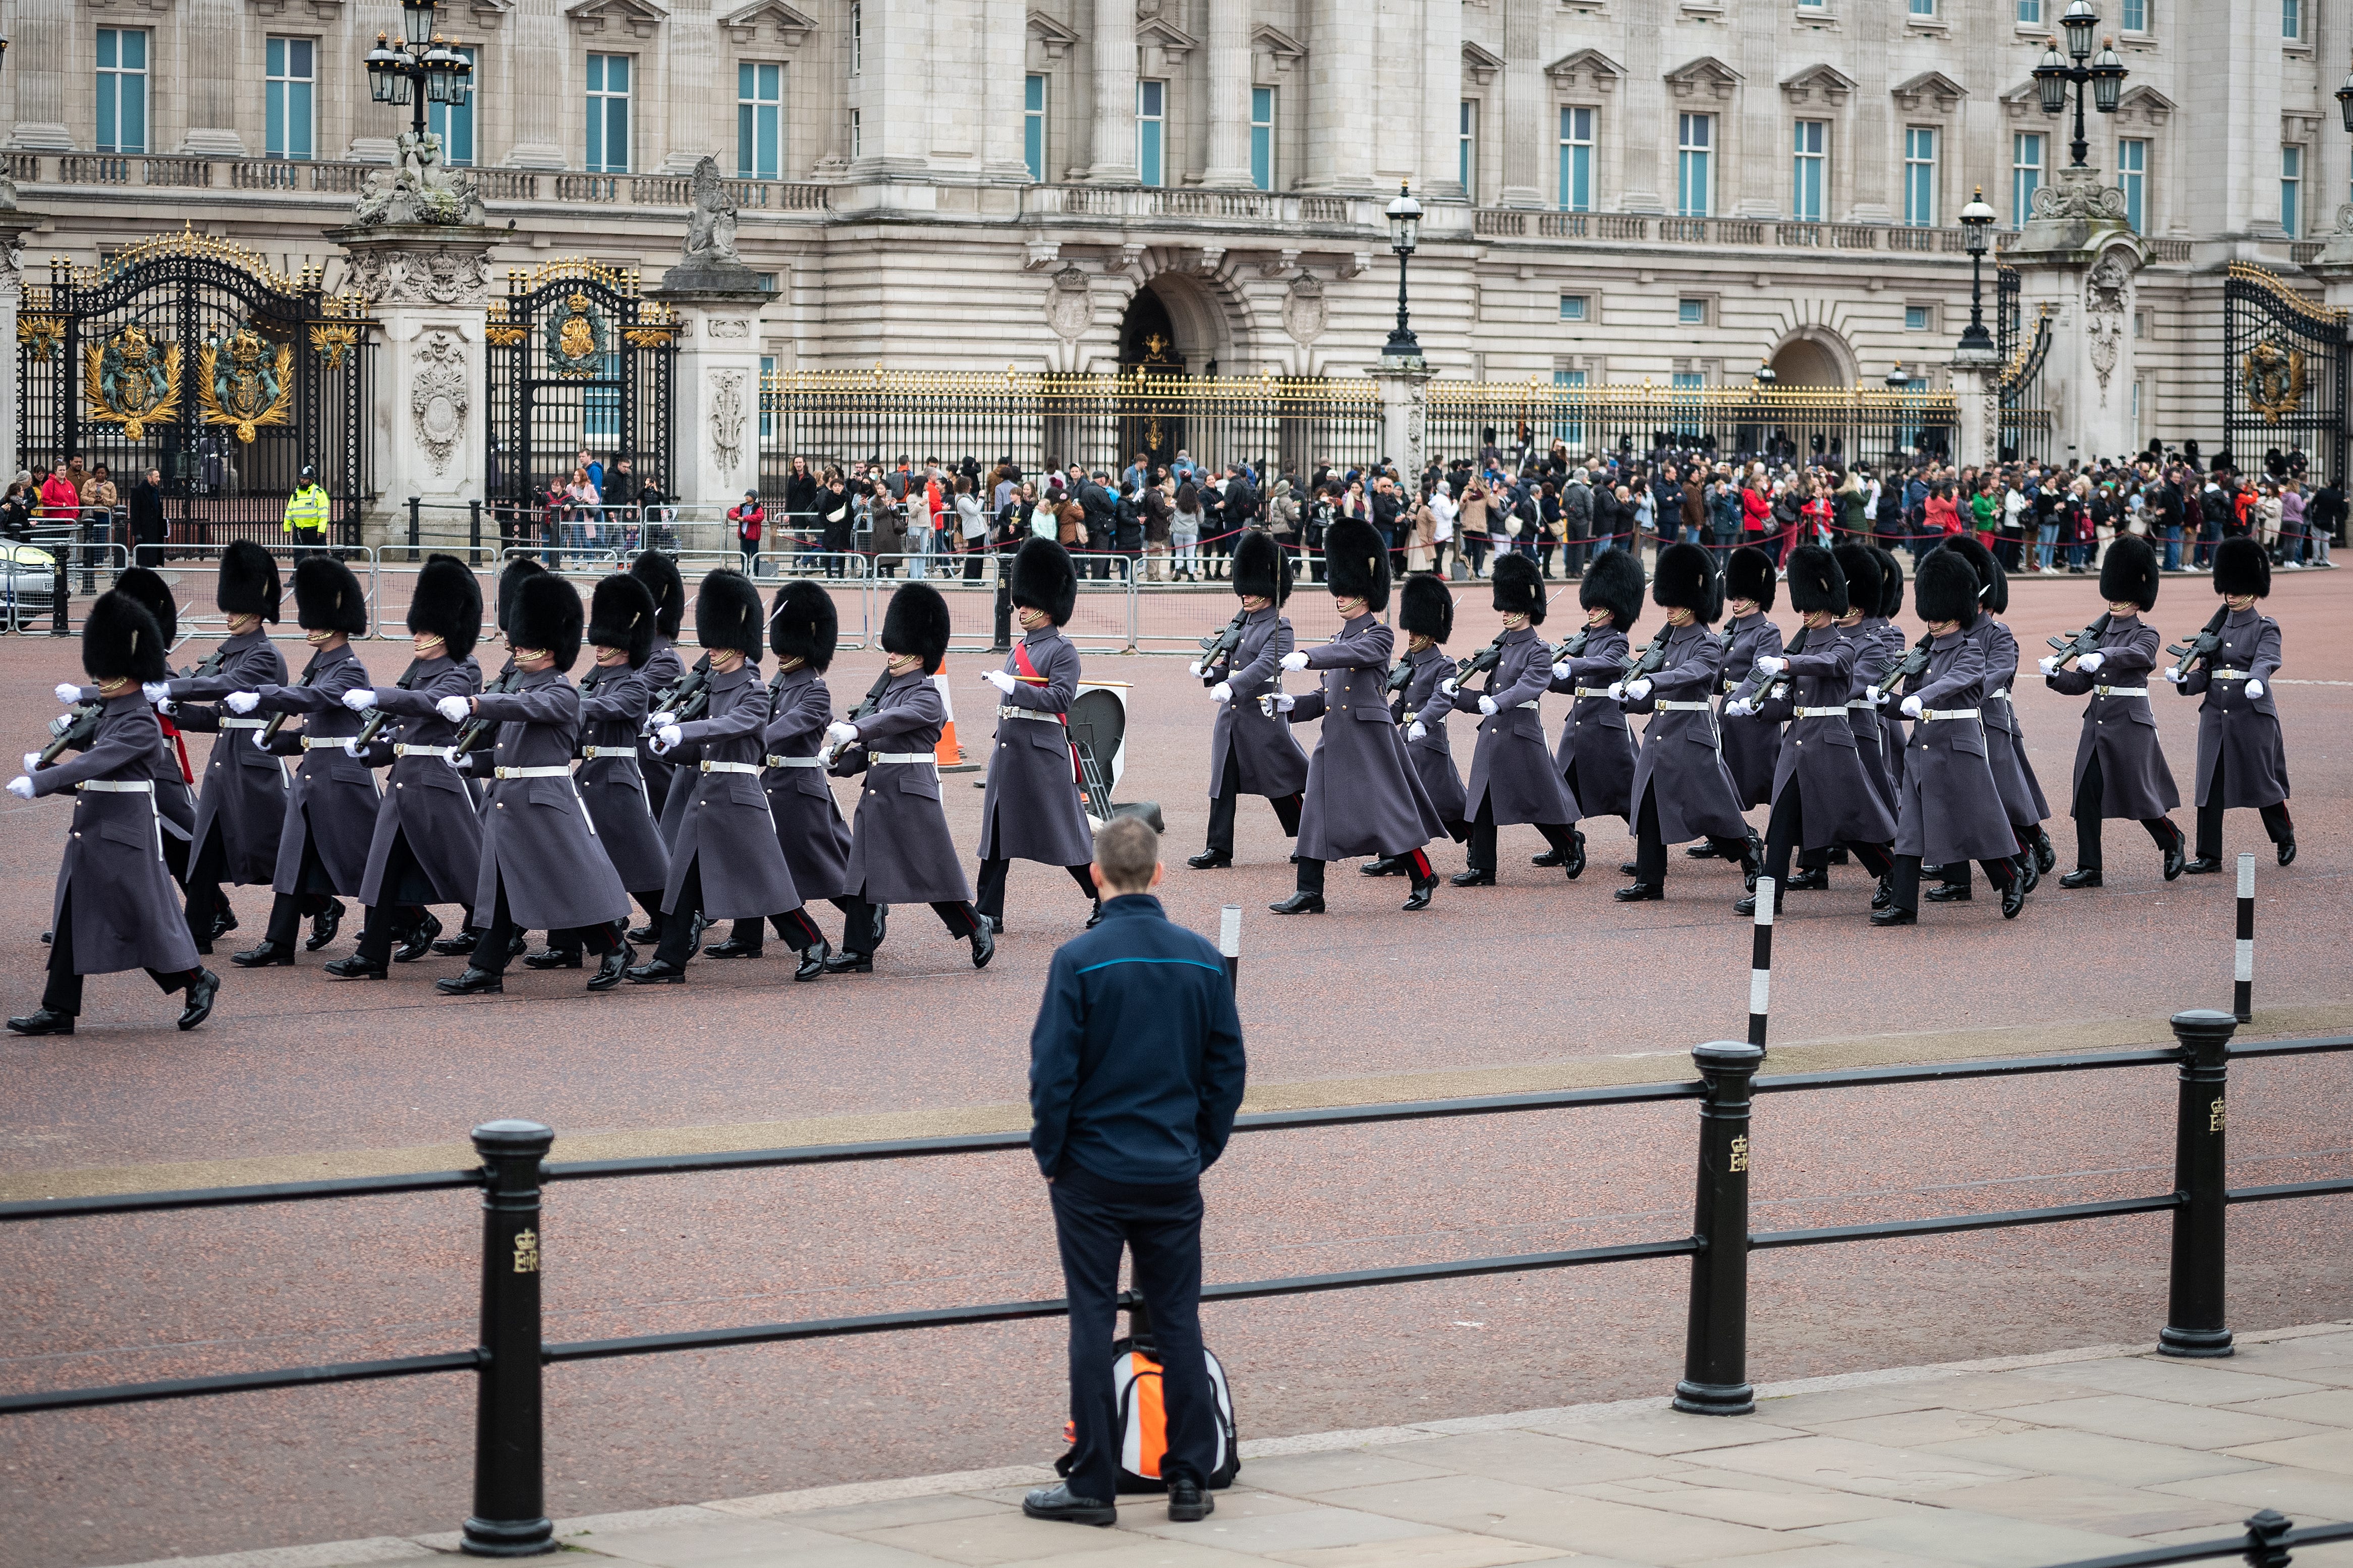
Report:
199,324,295,444
82,324,184,442
547,291,608,379
2243,339,2308,424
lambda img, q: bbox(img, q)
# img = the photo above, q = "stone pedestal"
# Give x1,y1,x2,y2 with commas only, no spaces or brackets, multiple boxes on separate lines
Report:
649,263,776,517
328,224,498,552
0,211,47,477
1368,355,1436,492
1948,351,1999,471
2003,166,2146,467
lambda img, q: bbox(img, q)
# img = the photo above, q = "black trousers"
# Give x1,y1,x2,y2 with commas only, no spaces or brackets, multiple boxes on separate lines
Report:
1759,780,1890,895
841,889,979,952
1886,852,2011,916
654,857,821,967
728,894,863,951
1633,784,1751,887
1204,748,1303,855
2071,752,2180,870
2194,751,2295,859
1466,798,1577,875
1296,845,1429,893
44,891,199,1016
474,872,617,975
1051,1163,1218,1502
976,857,1098,921
352,831,457,966
182,822,236,939
261,832,344,947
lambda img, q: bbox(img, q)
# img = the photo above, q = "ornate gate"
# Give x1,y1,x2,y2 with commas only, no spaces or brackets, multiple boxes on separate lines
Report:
1999,304,2054,465
483,262,676,508
2223,262,2347,482
16,228,375,544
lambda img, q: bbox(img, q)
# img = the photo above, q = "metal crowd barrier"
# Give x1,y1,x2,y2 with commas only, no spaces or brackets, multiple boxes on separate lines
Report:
1,1009,2346,1554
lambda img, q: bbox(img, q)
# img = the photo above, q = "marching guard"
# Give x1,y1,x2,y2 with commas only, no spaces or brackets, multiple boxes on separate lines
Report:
1788,543,1897,894
1445,552,1584,889
1541,548,1644,869
1267,521,1446,914
822,582,996,973
974,538,1101,932
1869,548,1911,798
1716,545,1785,822
326,555,486,978
8,591,219,1034
436,572,637,994
1189,531,1307,869
632,549,690,828
1364,571,1468,875
1934,536,2054,899
105,568,197,898
226,556,377,967
2039,534,2186,889
2171,536,2295,870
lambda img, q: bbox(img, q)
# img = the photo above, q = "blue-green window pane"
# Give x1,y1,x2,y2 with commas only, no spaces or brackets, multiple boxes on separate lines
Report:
588,53,631,173
1903,127,1936,226
1677,299,1704,325
96,28,149,155
2121,0,2146,29
1558,105,1591,212
2017,0,2040,20
1676,113,1710,216
1559,295,1586,321
2011,131,2042,228
1459,100,1476,200
2285,0,2301,38
1553,369,1586,448
265,37,314,160
737,61,781,179
1137,80,1164,187
1792,119,1824,221
428,44,475,165
2282,144,2302,236
1250,86,1273,191
1905,305,1930,330
2119,138,2146,234
1025,74,1047,182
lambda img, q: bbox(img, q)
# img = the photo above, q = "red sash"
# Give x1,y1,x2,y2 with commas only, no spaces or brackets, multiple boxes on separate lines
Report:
1010,642,1079,784
157,711,193,782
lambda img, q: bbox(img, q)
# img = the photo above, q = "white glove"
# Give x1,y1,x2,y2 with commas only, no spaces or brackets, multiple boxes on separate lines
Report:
2164,666,2185,684
226,691,261,714
436,694,471,724
657,723,683,749
1209,681,1232,704
252,728,273,749
2078,650,2106,673
1279,650,1310,672
2245,678,2264,698
982,669,1016,694
1874,688,1893,708
343,688,377,712
53,682,80,705
650,710,678,729
825,720,860,748
155,696,176,715
343,737,363,757
23,751,42,775
1625,678,1653,702
1477,695,1499,716
1189,660,1208,679
1726,699,1756,717
6,776,31,800
1551,661,1572,682
141,681,172,705
1606,681,1626,701
1408,720,1428,741
1901,694,1924,719
1271,693,1296,714
1753,657,1785,677
1439,678,1460,697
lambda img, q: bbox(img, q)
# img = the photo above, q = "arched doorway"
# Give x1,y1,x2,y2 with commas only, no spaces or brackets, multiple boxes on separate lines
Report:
1117,285,1188,470
1768,332,1850,387
1119,287,1185,373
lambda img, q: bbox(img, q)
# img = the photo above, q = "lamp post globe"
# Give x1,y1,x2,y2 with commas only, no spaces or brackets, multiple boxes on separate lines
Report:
1957,186,1998,356
2337,68,2353,134
1382,180,1424,360
2060,0,2100,60
400,0,438,46
2090,38,2126,113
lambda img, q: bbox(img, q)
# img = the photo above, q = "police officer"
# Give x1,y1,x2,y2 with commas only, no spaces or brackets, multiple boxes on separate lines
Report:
1364,571,1468,875
1190,531,1307,869
1716,545,1784,824
975,538,1100,932
1539,548,1644,874
282,464,330,554
2171,536,2295,870
1446,552,1583,888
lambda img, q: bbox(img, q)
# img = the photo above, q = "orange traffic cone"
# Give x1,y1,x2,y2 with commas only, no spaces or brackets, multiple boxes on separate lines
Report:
930,663,978,772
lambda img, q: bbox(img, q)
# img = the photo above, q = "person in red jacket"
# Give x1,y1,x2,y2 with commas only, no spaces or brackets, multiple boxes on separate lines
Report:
1740,481,1770,542
727,489,763,571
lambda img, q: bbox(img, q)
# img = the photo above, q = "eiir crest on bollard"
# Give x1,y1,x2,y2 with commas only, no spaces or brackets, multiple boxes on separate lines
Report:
513,1227,540,1274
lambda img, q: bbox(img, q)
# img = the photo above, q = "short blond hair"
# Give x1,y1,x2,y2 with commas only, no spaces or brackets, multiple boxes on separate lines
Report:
1092,815,1159,893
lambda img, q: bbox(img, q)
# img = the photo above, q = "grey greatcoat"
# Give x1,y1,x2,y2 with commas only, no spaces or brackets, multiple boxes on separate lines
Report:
252,642,379,898
832,671,974,904
978,626,1095,866
1206,605,1309,800
1876,632,1912,796
762,667,855,901
638,635,687,826
1731,630,1896,850
1397,643,1468,830
1841,617,1903,816
1623,623,1753,843
31,694,202,976
471,669,633,932
1462,627,1580,826
2047,618,2180,820
1287,614,1448,859
1547,627,1637,820
2177,607,2290,809
166,628,290,885
1972,618,2052,827
661,662,805,920
1893,631,2022,865
355,656,484,909
576,660,671,894
1718,612,1784,808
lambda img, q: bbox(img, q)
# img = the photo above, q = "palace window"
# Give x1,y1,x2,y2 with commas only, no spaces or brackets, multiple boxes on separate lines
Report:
2118,137,2146,233
1459,100,1478,202
2281,143,2303,236
1906,305,1931,330
1792,118,1826,221
1559,105,1593,212
1137,79,1166,187
1251,87,1276,191
1559,294,1588,322
1024,74,1047,183
96,28,148,155
1676,112,1712,217
586,52,631,173
265,36,315,161
2284,0,2302,40
2121,0,2147,29
1677,298,1707,326
2011,131,2043,229
429,44,475,165
1553,368,1587,450
1903,126,1937,227
849,1,862,73
738,62,783,180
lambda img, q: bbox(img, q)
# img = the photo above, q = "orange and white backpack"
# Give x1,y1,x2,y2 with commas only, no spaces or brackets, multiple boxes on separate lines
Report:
1058,1336,1240,1494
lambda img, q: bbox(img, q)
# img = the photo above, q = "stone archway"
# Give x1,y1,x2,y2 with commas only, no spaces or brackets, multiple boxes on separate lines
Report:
1768,326,1857,387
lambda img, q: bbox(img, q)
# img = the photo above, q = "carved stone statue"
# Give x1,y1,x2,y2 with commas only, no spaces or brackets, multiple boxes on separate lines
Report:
682,156,741,267
354,131,487,227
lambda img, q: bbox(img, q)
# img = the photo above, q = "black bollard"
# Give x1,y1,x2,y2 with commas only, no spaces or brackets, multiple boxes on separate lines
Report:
992,560,1013,653
1747,877,1774,1054
409,496,423,565
2159,1010,2236,1359
462,1119,555,1556
1674,1040,1763,1415
470,500,484,568
2243,1509,2292,1568
1220,904,1241,993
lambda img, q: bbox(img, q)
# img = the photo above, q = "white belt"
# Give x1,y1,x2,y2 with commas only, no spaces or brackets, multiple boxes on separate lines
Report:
1657,700,1712,712
1922,708,1981,721
870,750,937,765
2094,685,2148,698
1794,707,1848,719
299,736,348,750
579,745,636,759
495,765,572,779
700,760,762,774
1985,687,2011,702
1574,687,1613,699
1516,700,1540,711
219,717,265,729
1846,699,1878,710
2209,668,2252,680
998,705,1063,722
395,744,455,760
765,754,826,768
76,779,153,793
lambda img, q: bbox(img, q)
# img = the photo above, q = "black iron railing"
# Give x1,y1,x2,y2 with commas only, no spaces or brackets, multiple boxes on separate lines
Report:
2041,1511,2353,1568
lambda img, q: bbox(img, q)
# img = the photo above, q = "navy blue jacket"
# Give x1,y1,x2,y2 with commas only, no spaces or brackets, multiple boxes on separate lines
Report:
1028,895,1247,1185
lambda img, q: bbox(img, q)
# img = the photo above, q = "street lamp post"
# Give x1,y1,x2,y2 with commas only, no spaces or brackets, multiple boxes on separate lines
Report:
1382,181,1423,360
365,0,473,143
1957,187,1997,356
2033,2,2126,170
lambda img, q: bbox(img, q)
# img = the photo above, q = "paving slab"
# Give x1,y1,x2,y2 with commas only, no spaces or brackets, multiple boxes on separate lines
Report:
1305,1475,1817,1564
2226,1390,2353,1428
1921,1429,2268,1488
1690,1436,2026,1501
1924,1475,2244,1536
1984,1395,2329,1451
2220,1428,2353,1474
1802,1506,2147,1568
2005,1356,2331,1406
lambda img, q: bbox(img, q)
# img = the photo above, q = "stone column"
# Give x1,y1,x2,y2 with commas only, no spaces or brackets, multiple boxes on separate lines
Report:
1369,357,1436,490
1948,353,1998,471
1087,0,1139,182
1496,0,1542,208
981,0,1033,181
1304,0,1374,191
330,225,498,551
179,0,249,155
648,269,775,516
2006,166,2145,469
1200,0,1254,188
8,0,72,150
1420,0,1466,202
0,214,42,474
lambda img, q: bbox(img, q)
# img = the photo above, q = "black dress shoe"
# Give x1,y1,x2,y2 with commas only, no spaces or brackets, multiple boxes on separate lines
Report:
177,969,220,1030
1361,855,1409,876
2059,868,2104,889
394,911,442,963
323,955,387,980
1685,842,1721,859
1925,883,1973,903
1022,1484,1115,1528
1869,906,1918,926
1187,850,1232,869
1871,877,1893,911
1826,847,1850,866
2033,833,2057,875
820,949,874,974
1784,867,1830,892
2002,878,2027,919
624,958,687,984
1530,846,1565,867
2162,837,2187,882
38,929,49,944
1269,891,1326,914
435,967,504,996
1742,835,1766,892
432,930,478,956
207,908,240,944
2183,856,2224,875
1733,892,1783,917
1614,882,1663,902
625,921,660,945
1167,1479,1214,1523
2279,838,2298,867
1618,860,1641,878
1084,905,1104,930
304,900,345,952
1563,830,1587,880
1403,877,1436,912
523,948,584,970
1449,868,1495,887
969,920,995,968
587,942,635,992
1919,863,1945,880
702,938,764,959
8,1008,73,1035
2016,854,2041,896
794,939,829,981
231,939,296,968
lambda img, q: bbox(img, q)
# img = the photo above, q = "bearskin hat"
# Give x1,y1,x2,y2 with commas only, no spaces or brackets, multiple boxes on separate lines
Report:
1784,544,1849,618
2213,535,2271,600
1724,544,1778,614
769,578,838,672
82,589,169,685
293,555,370,636
408,554,482,661
1580,548,1646,631
2100,533,2160,613
1230,530,1294,605
1833,544,1882,622
496,555,546,633
1011,537,1078,626
1652,541,1721,623
1939,533,2006,615
695,568,765,659
1490,550,1547,625
1398,572,1454,643
587,571,659,669
1870,547,1906,620
509,571,584,673
115,566,178,647
216,540,281,622
631,549,687,639
1913,547,1981,627
1322,519,1391,612
881,580,952,674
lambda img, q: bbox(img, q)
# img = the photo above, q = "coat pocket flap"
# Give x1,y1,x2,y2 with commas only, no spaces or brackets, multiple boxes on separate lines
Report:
93,813,156,849
526,779,576,810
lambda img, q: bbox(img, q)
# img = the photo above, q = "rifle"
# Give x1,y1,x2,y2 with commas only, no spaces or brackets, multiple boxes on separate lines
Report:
351,660,420,749
1619,626,1672,686
36,702,102,768
2165,604,2230,678
454,666,523,758
1451,635,1506,686
642,651,713,736
1875,633,1933,699
2046,612,2112,667
1553,625,1593,661
258,664,317,747
823,666,894,765
1195,611,1246,686
1384,653,1418,724
178,644,230,681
